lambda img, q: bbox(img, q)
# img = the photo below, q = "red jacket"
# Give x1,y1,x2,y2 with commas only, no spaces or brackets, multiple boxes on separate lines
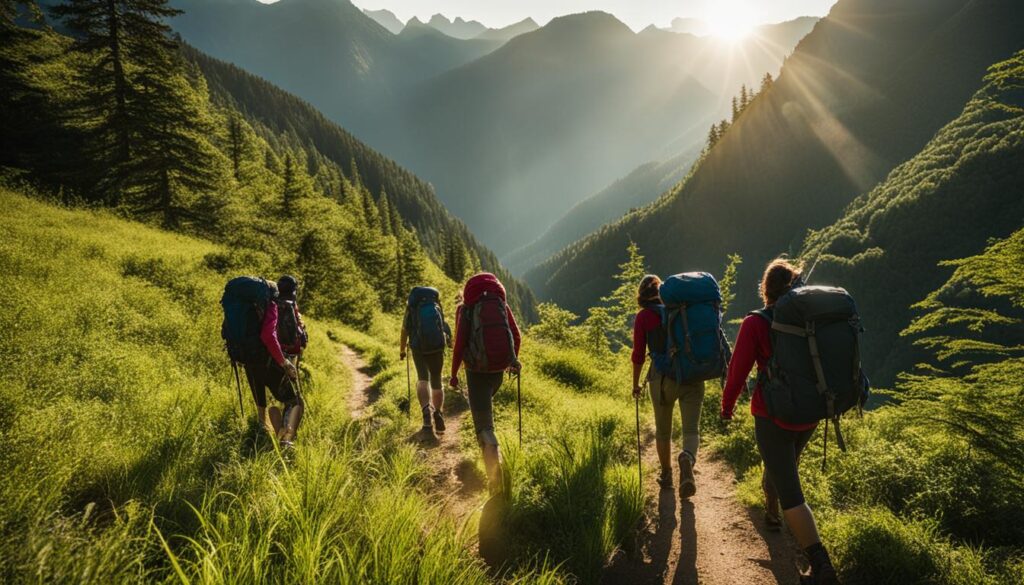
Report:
259,301,287,367
721,313,817,432
631,307,661,366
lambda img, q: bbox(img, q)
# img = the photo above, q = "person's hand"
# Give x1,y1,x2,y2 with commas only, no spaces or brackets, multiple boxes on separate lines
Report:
449,375,460,389
507,361,522,375
632,385,644,399
282,359,298,380
720,410,733,422
400,349,407,361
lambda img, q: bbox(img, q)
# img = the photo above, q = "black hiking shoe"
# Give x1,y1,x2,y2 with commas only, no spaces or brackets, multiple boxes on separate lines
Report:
678,452,696,500
804,543,840,585
657,468,673,489
433,410,446,434
764,510,782,532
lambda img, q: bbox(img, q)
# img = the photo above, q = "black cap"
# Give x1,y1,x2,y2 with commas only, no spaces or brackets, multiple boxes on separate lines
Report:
277,275,298,299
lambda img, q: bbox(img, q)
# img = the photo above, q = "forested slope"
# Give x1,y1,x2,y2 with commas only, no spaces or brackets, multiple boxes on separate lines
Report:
527,0,1024,318
184,46,537,318
800,50,1024,383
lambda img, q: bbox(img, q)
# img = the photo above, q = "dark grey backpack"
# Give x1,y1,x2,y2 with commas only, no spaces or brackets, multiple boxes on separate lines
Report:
752,285,870,462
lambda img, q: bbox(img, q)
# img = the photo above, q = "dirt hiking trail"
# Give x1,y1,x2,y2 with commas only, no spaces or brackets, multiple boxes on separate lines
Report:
605,446,804,585
341,346,484,520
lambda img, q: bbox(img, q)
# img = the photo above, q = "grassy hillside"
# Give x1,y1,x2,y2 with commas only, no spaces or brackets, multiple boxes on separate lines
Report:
0,188,558,583
801,50,1024,383
527,0,1024,317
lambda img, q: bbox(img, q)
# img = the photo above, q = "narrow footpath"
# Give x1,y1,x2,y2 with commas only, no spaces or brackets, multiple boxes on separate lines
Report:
604,443,804,585
341,345,484,521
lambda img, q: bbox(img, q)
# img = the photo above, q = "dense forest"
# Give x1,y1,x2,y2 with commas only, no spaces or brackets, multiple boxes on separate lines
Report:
801,51,1024,383
1,0,534,321
527,0,1024,352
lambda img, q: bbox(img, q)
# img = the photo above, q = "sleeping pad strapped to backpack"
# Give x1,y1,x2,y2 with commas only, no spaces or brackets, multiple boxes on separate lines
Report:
221,276,277,364
649,272,731,384
752,285,870,453
407,286,448,354
462,273,517,373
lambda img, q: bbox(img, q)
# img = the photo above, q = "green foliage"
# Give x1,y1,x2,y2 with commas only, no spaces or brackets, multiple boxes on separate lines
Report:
718,253,742,319
0,189,565,584
801,49,1024,383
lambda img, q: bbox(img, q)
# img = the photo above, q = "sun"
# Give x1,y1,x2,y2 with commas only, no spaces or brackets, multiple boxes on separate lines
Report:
704,2,755,40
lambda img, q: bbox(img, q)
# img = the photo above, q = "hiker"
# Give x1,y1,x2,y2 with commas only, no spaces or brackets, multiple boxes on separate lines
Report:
221,275,307,448
400,286,452,437
631,274,714,498
721,259,840,584
449,273,521,495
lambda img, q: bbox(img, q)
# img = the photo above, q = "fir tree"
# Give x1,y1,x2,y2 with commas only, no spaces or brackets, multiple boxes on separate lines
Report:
52,0,183,205
731,96,740,123
760,72,774,94
378,190,393,237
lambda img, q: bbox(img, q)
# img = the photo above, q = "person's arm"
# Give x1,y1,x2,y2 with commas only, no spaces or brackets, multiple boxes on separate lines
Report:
721,316,761,418
631,310,649,396
506,306,521,357
399,308,410,359
449,308,467,385
260,303,293,377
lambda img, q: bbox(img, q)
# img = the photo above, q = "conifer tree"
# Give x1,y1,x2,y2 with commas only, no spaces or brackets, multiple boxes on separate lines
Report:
227,113,245,181
760,72,774,93
740,84,749,111
360,187,380,232
281,152,314,217
52,0,182,205
378,190,393,237
731,96,740,123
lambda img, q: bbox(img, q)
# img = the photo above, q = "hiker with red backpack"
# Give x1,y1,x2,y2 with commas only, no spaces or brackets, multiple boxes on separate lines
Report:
400,286,452,438
722,258,868,585
449,273,522,495
221,275,308,448
631,272,731,499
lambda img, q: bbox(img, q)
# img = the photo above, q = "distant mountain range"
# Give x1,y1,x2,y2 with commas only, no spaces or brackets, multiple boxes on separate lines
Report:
362,7,539,42
527,0,1024,335
164,0,815,259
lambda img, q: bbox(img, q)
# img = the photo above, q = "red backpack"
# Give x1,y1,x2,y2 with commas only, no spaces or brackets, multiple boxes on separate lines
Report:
462,273,518,373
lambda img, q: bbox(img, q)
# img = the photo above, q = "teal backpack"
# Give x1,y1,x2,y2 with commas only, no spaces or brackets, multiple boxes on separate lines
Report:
649,272,731,384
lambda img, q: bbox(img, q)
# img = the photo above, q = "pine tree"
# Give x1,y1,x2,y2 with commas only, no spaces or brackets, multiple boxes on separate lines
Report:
281,152,314,217
740,84,749,111
52,0,183,205
227,113,244,181
360,187,380,232
731,96,740,123
760,72,774,94
378,190,393,237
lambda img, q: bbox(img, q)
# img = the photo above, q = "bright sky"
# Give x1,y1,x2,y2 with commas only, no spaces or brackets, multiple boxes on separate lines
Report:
341,0,839,31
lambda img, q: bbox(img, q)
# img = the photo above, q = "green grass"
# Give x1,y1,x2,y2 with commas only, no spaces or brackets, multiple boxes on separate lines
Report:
0,188,565,583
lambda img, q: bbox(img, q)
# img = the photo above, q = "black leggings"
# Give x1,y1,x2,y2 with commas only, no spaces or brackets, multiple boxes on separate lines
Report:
243,359,298,408
755,416,816,510
412,349,444,390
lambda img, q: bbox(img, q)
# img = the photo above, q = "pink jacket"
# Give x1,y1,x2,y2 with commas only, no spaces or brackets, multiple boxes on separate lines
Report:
260,302,287,366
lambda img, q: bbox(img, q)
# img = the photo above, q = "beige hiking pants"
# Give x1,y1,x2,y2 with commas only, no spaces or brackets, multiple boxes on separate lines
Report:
649,375,706,458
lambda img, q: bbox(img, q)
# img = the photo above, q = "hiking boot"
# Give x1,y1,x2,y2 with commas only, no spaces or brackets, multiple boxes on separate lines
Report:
657,468,673,489
433,410,446,434
678,452,696,499
764,510,782,532
804,543,840,585
421,406,434,432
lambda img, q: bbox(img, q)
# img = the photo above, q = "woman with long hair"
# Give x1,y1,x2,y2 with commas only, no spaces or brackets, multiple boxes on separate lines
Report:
721,258,839,584
630,274,706,498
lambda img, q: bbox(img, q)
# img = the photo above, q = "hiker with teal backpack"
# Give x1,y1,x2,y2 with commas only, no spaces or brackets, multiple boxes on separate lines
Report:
722,258,869,585
631,273,731,499
221,275,308,448
400,286,452,438
449,273,522,496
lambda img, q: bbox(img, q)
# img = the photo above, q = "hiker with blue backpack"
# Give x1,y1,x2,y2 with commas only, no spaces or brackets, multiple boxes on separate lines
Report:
631,272,731,499
221,275,308,448
400,286,453,438
722,258,868,585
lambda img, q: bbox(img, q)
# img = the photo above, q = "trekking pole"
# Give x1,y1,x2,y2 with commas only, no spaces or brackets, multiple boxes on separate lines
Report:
405,356,411,420
635,392,642,486
517,371,523,448
231,361,245,424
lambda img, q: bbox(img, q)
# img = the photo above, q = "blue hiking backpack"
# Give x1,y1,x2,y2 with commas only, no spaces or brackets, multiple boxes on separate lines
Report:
649,272,731,384
221,276,277,364
407,287,449,354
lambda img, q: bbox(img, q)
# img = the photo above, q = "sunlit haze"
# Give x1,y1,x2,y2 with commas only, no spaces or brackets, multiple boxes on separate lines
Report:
257,0,837,31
